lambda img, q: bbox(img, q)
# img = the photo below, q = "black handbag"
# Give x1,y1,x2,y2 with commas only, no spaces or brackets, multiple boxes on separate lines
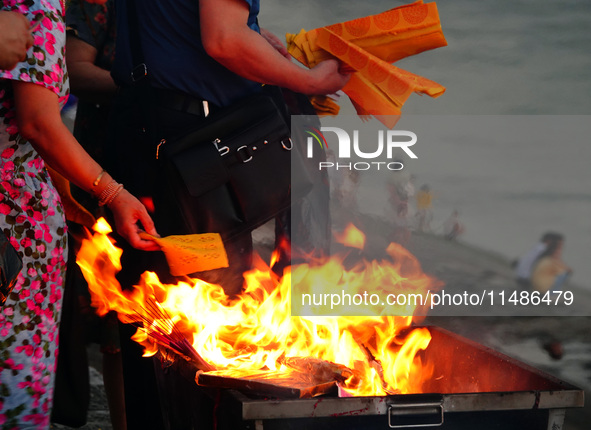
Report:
0,231,23,306
153,92,314,240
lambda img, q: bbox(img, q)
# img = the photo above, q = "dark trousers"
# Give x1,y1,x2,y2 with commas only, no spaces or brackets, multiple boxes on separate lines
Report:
106,85,254,429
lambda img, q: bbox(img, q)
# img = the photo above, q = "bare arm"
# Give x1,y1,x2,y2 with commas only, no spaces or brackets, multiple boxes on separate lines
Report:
12,81,159,250
199,0,350,95
66,35,117,104
0,11,34,70
259,28,290,59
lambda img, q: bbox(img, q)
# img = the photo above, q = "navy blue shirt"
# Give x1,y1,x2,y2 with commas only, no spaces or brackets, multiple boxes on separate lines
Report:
112,0,262,107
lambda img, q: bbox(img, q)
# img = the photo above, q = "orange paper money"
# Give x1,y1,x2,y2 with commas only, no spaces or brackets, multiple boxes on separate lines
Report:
286,0,447,128
140,232,229,277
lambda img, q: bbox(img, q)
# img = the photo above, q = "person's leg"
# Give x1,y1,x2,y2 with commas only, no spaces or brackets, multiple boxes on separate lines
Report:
102,350,127,430
101,311,127,430
119,321,166,430
550,271,570,292
50,236,90,427
106,88,167,430
129,90,253,427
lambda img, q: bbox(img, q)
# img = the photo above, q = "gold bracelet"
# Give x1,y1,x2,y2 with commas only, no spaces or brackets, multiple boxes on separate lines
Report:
93,169,106,187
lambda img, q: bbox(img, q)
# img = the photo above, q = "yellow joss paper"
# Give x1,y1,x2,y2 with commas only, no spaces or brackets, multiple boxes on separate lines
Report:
140,232,229,277
309,95,341,116
286,0,447,127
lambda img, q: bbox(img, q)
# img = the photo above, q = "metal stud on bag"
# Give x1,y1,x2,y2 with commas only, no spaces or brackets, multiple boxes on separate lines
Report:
281,138,293,150
214,138,229,156
236,146,253,163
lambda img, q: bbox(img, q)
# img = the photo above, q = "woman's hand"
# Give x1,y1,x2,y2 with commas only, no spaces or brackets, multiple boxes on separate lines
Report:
107,189,161,251
0,11,34,70
13,81,160,252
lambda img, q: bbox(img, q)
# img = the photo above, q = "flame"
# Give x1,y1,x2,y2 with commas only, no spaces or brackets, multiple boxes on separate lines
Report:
77,219,439,396
334,223,366,249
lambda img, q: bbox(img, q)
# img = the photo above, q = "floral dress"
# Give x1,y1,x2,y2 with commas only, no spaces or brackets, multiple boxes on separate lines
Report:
0,0,69,428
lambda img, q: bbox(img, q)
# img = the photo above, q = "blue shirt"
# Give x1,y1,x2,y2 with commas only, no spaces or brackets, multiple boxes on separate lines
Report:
111,0,262,107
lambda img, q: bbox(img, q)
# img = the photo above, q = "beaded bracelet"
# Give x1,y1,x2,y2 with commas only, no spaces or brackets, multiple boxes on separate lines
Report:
97,180,125,207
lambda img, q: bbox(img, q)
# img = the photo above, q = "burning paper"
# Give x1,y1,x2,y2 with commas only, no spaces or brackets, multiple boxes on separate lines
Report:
139,231,229,276
77,218,438,396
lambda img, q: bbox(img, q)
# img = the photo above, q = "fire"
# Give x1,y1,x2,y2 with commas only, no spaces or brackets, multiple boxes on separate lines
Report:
77,219,439,396
334,223,366,249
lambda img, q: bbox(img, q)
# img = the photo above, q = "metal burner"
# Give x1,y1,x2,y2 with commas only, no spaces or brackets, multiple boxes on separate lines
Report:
206,327,584,430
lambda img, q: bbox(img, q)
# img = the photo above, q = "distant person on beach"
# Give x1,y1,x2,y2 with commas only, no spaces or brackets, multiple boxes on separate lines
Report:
0,11,34,70
339,169,361,211
530,234,572,294
387,171,415,220
529,233,571,361
387,176,414,245
442,210,464,240
514,232,561,289
415,184,433,232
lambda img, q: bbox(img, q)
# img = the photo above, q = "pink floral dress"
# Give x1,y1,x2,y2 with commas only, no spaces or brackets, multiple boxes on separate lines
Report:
0,0,69,428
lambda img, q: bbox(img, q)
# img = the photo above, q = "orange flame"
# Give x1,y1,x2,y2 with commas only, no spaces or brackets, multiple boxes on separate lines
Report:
334,224,366,250
77,219,439,396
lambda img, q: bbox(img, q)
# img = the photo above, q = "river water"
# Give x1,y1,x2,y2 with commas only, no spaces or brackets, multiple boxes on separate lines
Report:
260,0,591,289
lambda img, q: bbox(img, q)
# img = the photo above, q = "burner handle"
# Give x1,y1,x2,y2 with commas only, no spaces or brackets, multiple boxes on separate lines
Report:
387,399,444,428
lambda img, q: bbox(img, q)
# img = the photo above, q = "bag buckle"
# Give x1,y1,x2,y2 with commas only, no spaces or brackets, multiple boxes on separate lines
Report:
281,138,293,151
213,138,229,156
236,145,253,163
131,63,148,82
